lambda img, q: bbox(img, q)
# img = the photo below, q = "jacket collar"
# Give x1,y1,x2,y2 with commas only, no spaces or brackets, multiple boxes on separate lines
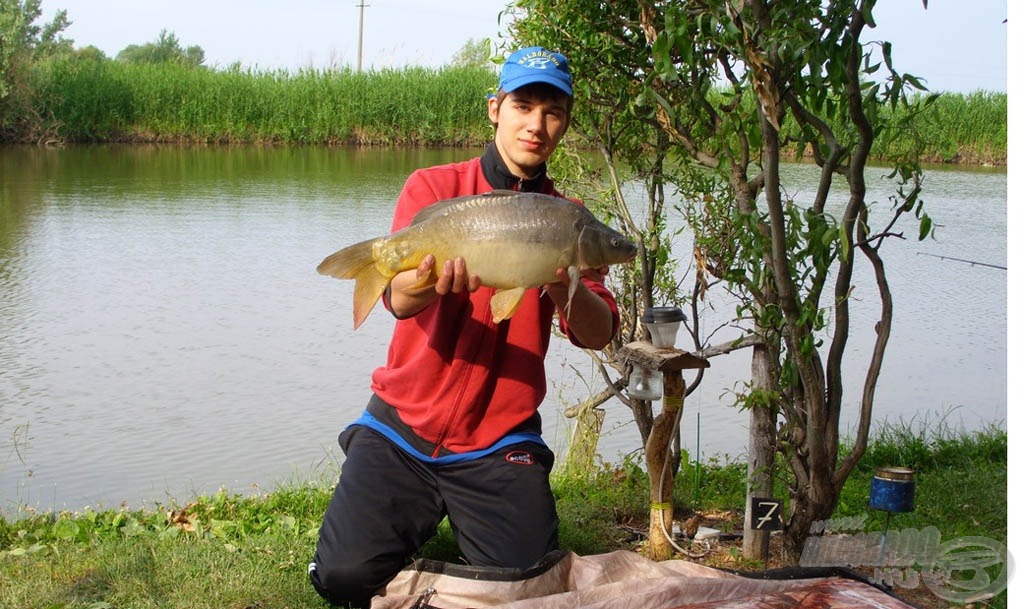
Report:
481,142,548,192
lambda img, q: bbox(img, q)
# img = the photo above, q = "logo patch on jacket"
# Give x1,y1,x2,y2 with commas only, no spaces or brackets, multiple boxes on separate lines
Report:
505,450,535,465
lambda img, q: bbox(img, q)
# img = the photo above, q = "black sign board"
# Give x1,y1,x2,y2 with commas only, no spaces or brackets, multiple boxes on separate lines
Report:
751,497,783,530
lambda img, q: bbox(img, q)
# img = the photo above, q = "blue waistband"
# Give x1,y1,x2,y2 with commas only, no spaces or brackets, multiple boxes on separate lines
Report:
349,410,545,464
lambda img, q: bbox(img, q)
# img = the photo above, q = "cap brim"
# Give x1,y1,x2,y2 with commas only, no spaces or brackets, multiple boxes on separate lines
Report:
502,74,572,97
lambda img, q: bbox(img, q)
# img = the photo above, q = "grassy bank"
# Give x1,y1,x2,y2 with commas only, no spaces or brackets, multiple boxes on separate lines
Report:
896,91,1007,165
3,58,1009,165
0,424,1006,609
16,60,496,146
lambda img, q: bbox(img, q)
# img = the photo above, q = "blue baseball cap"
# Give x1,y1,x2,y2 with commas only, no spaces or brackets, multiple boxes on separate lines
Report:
498,47,572,97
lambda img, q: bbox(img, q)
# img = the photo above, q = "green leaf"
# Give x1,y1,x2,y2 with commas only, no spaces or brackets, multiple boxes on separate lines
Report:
904,74,928,91
820,227,837,247
52,518,80,540
862,0,877,28
210,518,236,540
120,517,147,538
918,214,933,241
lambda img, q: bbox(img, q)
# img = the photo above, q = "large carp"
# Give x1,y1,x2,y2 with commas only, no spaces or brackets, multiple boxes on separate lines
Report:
317,190,637,329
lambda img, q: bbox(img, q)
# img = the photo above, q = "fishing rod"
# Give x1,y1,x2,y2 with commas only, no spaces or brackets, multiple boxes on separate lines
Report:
917,252,1007,270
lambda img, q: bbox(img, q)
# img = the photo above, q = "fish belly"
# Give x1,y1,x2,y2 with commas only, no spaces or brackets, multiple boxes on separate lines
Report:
459,241,571,288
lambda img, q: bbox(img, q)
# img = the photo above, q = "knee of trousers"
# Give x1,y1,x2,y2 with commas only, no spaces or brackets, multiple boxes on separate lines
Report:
309,557,394,608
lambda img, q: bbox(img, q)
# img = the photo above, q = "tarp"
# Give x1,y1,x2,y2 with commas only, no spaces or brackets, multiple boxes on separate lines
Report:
373,550,918,609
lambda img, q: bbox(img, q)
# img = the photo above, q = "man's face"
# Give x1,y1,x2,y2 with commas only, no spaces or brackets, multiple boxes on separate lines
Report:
488,87,570,179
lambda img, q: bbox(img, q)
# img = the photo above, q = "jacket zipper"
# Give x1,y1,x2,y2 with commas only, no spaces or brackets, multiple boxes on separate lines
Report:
430,288,498,458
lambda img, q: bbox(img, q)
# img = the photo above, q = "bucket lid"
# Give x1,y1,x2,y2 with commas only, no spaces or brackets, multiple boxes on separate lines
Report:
874,466,915,481
641,306,687,324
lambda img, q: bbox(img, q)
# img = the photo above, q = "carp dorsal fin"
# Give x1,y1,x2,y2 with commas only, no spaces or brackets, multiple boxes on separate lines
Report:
490,287,527,323
408,199,459,225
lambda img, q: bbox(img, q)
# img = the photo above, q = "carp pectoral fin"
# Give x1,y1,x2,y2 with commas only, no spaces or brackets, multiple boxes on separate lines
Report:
490,287,527,323
564,266,581,322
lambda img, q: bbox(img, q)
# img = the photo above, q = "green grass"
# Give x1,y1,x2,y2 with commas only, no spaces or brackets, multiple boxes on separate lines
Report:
19,58,497,146
2,57,1008,166
0,425,1006,608
0,484,331,608
832,419,1007,542
910,91,1008,164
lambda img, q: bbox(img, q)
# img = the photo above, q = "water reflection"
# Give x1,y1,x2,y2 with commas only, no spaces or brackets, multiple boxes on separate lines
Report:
0,145,1007,514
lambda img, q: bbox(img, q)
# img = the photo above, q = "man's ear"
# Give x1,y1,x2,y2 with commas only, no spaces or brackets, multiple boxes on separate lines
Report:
487,96,501,126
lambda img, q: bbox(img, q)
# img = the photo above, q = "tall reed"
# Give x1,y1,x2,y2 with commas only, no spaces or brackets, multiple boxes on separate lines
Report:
13,57,1009,165
910,91,1007,163
27,58,497,145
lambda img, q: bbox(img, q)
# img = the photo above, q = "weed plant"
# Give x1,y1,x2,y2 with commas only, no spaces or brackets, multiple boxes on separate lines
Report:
833,418,1007,541
908,91,1007,164
6,57,1008,166
24,58,496,146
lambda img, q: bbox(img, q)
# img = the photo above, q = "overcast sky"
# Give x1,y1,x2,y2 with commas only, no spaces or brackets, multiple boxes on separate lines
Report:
42,0,1008,94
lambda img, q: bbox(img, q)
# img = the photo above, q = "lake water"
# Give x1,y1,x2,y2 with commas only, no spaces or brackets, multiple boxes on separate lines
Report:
0,145,1007,515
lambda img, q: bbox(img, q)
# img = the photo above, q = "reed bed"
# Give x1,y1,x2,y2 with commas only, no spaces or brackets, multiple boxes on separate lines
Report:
910,91,1007,164
28,59,497,146
11,58,1009,165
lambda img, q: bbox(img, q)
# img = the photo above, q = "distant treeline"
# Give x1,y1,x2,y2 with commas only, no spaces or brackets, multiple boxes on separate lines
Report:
2,57,1007,165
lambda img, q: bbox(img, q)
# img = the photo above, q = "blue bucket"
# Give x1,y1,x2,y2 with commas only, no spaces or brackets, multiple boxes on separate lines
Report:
868,466,916,513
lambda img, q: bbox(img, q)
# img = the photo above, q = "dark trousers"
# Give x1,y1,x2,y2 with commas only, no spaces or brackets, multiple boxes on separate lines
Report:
309,425,559,608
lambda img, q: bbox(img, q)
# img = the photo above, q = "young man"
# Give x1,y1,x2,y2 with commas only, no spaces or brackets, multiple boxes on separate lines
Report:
309,47,621,608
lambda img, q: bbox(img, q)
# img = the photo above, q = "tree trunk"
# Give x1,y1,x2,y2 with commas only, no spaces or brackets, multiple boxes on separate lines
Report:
644,370,685,560
782,476,838,564
743,342,777,561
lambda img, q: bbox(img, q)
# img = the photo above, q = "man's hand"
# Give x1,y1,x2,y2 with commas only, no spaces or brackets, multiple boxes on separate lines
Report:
388,255,481,318
542,266,609,303
434,256,482,295
543,266,614,350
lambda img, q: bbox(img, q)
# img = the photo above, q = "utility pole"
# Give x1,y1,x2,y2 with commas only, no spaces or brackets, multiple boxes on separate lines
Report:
357,2,368,72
